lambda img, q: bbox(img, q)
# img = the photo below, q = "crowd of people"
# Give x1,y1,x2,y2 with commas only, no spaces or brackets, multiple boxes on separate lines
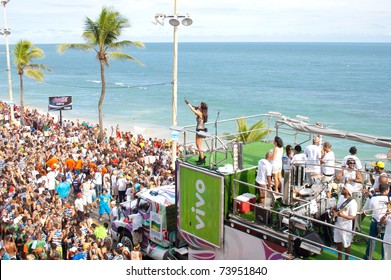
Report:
0,101,182,260
255,135,391,260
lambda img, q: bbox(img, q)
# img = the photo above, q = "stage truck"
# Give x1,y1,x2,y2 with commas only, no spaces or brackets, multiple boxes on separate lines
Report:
110,113,391,260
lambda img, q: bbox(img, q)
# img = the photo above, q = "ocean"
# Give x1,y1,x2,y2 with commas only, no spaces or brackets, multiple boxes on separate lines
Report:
0,42,390,163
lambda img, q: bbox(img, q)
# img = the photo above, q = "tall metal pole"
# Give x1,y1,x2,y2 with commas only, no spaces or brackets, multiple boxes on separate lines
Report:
171,0,178,168
2,0,14,121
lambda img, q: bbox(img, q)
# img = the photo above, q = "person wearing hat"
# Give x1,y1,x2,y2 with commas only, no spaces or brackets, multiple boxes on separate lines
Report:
117,242,131,260
370,161,387,193
331,183,358,260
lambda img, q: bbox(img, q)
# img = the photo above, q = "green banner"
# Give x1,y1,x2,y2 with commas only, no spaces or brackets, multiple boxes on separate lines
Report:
179,165,223,247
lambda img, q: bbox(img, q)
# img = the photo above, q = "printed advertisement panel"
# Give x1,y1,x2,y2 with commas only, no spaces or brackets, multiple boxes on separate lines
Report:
48,96,72,111
179,164,223,247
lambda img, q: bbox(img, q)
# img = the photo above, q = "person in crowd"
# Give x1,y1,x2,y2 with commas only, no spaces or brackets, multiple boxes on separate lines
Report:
255,151,273,205
184,97,208,165
282,144,294,173
291,145,307,166
363,183,389,260
270,136,284,193
98,189,112,222
341,146,363,171
128,207,143,247
379,203,391,260
335,158,363,191
320,142,335,181
370,161,387,193
304,136,322,183
331,184,358,260
0,246,12,260
131,244,142,260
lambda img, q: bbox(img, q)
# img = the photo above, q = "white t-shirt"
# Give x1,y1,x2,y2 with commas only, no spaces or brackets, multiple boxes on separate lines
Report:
321,151,335,176
367,195,389,222
335,195,358,232
304,144,322,174
255,159,272,185
291,153,307,165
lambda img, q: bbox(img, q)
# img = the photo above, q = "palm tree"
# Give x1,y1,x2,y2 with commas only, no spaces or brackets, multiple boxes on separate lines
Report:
235,118,271,144
13,40,51,123
57,6,144,142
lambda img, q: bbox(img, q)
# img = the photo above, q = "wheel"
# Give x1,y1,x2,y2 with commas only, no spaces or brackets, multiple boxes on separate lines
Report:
119,230,134,250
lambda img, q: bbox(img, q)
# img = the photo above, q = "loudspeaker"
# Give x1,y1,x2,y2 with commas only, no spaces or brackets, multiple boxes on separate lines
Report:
254,207,269,225
294,232,324,257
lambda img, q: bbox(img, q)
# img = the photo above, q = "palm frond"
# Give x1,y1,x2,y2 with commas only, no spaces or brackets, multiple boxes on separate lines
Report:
57,43,95,54
108,40,145,50
24,69,45,82
235,118,271,143
107,52,144,66
26,64,52,72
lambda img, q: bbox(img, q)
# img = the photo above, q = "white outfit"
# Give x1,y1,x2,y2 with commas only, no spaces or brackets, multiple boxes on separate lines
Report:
125,187,133,202
383,215,391,260
129,212,143,245
291,153,307,166
117,177,127,192
46,171,56,191
342,169,362,191
282,153,292,172
321,151,335,176
304,144,322,174
333,195,358,248
270,147,283,174
255,159,272,185
367,195,389,223
371,172,387,192
82,181,93,205
74,197,84,212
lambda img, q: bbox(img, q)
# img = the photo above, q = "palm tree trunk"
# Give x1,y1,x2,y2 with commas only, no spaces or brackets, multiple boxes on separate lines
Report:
98,59,106,142
19,73,24,124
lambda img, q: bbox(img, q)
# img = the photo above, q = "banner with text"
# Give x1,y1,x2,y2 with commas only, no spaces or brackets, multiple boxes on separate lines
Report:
179,164,224,247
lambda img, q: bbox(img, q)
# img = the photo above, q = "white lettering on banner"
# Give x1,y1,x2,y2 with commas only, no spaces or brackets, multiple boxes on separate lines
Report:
191,179,205,230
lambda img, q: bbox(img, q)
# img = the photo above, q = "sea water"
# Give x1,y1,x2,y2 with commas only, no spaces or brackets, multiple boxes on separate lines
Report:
0,42,390,162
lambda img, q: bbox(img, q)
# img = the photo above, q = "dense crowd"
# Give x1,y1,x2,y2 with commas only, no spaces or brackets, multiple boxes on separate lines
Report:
0,101,185,260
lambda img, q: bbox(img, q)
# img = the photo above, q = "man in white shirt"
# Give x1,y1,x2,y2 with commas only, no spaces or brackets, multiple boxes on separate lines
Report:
331,184,358,260
255,152,272,205
291,145,307,165
128,208,143,246
304,136,322,182
320,142,335,179
364,183,389,260
341,146,363,171
46,167,57,197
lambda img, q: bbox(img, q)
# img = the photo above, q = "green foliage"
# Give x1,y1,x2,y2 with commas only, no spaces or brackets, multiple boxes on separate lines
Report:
56,6,144,141
235,118,271,144
13,39,51,81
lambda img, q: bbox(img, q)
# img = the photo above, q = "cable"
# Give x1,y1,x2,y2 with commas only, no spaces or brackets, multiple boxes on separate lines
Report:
41,80,173,89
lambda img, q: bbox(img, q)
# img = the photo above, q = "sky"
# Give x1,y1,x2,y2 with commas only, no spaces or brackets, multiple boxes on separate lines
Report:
0,0,391,44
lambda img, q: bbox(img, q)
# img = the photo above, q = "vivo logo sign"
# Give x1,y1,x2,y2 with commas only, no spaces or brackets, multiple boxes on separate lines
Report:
191,179,205,230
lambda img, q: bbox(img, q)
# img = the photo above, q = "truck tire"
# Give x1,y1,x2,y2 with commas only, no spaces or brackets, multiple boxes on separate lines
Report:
119,230,134,250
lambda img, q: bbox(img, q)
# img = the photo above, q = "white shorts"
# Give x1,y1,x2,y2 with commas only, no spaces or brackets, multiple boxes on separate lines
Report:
334,228,353,248
272,165,282,174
